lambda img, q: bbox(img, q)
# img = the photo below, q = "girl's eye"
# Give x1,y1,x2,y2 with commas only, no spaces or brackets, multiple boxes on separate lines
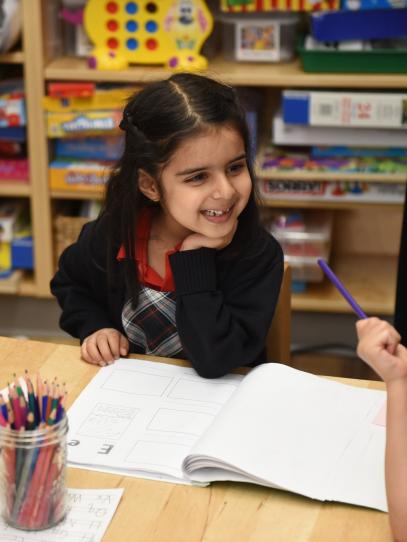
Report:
227,162,246,175
185,172,207,184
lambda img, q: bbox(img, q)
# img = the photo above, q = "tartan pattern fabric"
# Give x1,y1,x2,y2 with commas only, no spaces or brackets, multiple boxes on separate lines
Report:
122,285,185,358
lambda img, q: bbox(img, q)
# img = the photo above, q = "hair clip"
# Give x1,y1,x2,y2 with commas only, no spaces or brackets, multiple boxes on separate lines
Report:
119,112,132,132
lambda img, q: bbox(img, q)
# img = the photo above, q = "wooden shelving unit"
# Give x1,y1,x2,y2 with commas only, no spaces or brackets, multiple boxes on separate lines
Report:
51,189,104,200
0,271,36,296
256,169,407,183
292,255,398,315
0,0,403,317
0,182,31,197
0,51,24,64
44,55,407,89
260,199,403,211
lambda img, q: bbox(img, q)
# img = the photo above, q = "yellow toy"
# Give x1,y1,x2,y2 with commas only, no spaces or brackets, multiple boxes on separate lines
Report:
83,0,213,71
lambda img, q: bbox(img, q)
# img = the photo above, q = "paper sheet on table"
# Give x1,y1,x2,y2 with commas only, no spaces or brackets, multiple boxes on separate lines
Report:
0,488,123,542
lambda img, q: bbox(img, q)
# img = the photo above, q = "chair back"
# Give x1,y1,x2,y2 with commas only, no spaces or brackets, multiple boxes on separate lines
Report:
266,263,291,363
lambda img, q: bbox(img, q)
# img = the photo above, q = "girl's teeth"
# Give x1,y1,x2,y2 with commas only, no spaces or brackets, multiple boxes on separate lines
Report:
205,208,230,217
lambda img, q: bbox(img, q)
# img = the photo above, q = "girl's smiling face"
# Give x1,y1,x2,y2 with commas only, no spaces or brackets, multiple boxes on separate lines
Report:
153,126,252,244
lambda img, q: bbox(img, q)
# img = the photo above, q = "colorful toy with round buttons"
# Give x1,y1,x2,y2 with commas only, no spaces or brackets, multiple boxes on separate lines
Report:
83,0,213,71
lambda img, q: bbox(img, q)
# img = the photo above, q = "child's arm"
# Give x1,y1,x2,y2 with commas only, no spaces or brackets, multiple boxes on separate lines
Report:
357,318,407,541
51,218,127,359
170,230,284,378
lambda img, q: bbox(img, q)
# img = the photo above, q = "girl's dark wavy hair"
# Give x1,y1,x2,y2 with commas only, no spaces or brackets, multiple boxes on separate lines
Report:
102,72,261,305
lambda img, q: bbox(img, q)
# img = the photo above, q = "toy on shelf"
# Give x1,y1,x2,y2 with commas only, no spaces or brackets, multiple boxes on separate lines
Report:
259,146,407,175
220,0,339,12
83,0,213,71
0,79,25,128
260,178,406,204
43,85,137,138
0,0,21,53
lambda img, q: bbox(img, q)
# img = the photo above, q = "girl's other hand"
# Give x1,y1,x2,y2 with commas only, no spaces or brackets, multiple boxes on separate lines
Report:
81,328,129,366
181,220,238,251
356,317,407,384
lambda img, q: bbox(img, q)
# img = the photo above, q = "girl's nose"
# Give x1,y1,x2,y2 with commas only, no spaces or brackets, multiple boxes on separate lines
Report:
212,175,236,200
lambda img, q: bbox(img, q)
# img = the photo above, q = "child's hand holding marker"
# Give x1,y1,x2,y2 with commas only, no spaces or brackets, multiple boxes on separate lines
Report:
317,258,407,383
356,318,407,385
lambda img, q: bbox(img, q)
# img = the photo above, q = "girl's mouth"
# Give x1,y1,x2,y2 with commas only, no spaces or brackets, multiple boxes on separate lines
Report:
201,206,234,223
202,206,232,217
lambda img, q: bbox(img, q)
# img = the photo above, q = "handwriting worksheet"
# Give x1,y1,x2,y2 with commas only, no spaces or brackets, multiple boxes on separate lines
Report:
0,488,123,542
67,359,243,483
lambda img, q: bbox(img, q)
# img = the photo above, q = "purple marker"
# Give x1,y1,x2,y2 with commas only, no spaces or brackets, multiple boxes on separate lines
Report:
317,259,367,319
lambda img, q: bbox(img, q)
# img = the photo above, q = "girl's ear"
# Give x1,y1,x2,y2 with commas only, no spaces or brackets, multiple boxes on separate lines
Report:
138,169,160,202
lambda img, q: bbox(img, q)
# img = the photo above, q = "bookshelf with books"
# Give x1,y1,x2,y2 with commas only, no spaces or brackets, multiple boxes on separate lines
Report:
3,0,406,318
0,0,47,297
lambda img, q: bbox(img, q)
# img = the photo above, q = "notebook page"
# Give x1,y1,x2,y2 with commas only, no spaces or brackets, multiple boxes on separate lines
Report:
327,400,387,511
183,363,386,507
67,358,242,483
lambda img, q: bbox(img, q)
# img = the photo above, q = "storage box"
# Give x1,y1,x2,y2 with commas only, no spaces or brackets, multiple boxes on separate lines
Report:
0,240,11,277
11,235,33,270
220,13,299,62
53,215,89,264
341,0,407,8
272,111,407,146
267,211,333,283
298,35,407,74
46,111,122,138
0,159,29,181
311,9,407,41
49,160,113,191
220,0,339,12
55,136,124,161
0,79,26,127
282,89,407,129
260,178,406,203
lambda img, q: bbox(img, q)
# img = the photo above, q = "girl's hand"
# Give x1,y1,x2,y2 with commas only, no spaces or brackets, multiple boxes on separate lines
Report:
356,317,407,383
180,220,238,251
81,328,129,367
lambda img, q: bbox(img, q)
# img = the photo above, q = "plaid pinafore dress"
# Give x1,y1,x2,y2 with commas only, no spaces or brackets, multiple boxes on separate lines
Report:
122,285,186,358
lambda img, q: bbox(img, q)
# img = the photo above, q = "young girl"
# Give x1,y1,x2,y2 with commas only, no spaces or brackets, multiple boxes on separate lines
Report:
356,317,407,541
51,73,283,378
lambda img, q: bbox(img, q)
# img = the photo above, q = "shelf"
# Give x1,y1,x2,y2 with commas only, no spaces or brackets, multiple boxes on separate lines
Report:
0,51,24,64
292,254,397,315
44,56,407,88
260,199,403,210
18,275,37,296
256,169,407,183
0,271,37,296
51,189,104,200
0,182,31,197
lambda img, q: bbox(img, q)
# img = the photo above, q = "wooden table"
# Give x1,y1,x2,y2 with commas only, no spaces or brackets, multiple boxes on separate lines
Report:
0,337,392,542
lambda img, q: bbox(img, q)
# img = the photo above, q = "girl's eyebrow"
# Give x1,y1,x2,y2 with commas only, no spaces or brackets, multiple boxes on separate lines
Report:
175,153,247,176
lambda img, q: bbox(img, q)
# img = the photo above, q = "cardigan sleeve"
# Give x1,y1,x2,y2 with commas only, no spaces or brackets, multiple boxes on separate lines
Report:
169,230,284,378
50,219,117,343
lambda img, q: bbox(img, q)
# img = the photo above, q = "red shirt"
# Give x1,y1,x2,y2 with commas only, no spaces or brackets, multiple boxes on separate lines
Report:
117,209,180,292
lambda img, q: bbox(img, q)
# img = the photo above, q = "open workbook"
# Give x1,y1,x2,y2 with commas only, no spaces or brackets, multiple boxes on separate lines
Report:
67,358,387,512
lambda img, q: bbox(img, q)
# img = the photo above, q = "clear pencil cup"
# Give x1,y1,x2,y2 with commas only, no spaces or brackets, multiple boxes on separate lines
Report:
0,416,68,530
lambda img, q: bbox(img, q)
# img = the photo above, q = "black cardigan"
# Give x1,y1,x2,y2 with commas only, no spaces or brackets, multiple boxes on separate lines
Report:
50,217,283,378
